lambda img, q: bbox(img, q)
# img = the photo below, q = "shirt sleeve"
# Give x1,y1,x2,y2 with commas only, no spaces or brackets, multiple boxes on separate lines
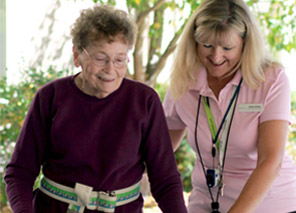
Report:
260,68,291,124
163,89,187,130
4,89,51,213
142,95,187,213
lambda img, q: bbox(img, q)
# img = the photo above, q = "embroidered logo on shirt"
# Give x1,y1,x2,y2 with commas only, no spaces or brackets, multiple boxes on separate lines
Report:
238,104,263,112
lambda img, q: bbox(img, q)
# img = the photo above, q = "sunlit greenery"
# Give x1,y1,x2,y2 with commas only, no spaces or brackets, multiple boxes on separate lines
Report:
0,68,71,208
92,0,296,86
1,0,296,211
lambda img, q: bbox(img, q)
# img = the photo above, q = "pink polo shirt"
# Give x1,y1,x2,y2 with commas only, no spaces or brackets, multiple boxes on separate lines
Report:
164,67,296,213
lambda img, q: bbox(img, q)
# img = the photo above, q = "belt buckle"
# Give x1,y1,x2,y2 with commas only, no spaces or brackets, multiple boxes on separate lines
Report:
106,190,116,197
97,190,117,212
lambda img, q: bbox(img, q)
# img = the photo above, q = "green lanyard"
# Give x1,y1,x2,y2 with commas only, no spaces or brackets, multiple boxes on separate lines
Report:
203,78,243,161
203,97,220,153
194,78,243,212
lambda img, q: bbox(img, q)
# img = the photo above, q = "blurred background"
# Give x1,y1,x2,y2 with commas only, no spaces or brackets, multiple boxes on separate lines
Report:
1,0,295,212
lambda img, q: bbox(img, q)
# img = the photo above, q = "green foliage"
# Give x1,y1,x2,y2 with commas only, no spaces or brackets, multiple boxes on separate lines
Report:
0,67,71,207
255,1,296,53
175,138,196,192
0,67,70,143
287,91,296,163
154,82,168,102
87,0,296,86
1,0,295,209
95,0,296,54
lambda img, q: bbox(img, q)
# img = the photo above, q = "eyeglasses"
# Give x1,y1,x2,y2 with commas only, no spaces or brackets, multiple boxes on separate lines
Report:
82,48,129,69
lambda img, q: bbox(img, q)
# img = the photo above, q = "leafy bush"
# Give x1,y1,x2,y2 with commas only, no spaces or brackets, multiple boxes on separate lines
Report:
287,92,296,162
0,67,71,207
175,138,196,192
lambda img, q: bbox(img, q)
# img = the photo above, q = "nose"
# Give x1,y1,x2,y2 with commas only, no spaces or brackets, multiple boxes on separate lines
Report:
103,60,114,73
211,47,224,63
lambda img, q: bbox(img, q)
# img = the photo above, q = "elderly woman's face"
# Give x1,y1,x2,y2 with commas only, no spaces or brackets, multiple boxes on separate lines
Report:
76,38,128,98
197,29,243,80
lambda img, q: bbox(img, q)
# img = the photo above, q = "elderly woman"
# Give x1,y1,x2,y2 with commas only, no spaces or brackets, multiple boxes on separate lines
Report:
4,5,187,213
163,0,296,212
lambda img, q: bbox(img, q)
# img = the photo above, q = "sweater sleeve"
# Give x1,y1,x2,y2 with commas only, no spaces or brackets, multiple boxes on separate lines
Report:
4,90,51,213
142,95,187,213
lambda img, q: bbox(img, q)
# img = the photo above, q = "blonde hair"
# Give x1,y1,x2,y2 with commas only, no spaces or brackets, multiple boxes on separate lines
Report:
71,4,137,51
170,0,276,99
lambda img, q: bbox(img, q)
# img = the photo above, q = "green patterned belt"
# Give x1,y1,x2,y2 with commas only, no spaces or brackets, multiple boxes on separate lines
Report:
40,176,141,213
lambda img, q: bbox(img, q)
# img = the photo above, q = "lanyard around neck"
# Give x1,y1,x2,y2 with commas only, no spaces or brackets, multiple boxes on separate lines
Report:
203,96,220,153
194,77,243,212
203,77,243,161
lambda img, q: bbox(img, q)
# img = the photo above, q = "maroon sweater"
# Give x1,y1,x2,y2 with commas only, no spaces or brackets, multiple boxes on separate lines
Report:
5,74,187,213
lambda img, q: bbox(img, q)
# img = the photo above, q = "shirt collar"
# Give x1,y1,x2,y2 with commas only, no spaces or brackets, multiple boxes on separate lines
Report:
189,67,243,97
